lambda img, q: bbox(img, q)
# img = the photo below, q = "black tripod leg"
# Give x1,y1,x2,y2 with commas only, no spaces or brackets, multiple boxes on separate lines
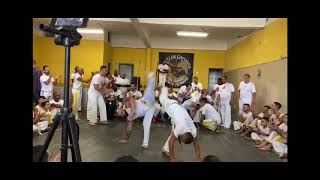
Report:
68,121,76,162
37,114,61,162
61,113,69,162
67,114,82,162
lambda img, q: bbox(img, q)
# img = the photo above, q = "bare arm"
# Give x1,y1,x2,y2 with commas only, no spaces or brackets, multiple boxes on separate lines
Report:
77,75,92,83
93,84,105,92
193,137,201,161
52,76,58,85
43,75,52,85
251,92,256,107
169,133,177,161
50,103,63,108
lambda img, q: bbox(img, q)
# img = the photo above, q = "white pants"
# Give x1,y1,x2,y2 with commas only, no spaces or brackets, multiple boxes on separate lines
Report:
87,91,107,123
272,141,287,157
154,103,165,118
158,74,167,87
142,105,156,146
72,88,82,120
162,134,172,153
34,121,49,131
40,90,53,101
220,102,231,129
233,121,243,130
251,132,268,141
266,131,287,144
182,99,193,111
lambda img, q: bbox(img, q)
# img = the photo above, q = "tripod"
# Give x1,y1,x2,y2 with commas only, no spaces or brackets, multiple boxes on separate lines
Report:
37,26,82,162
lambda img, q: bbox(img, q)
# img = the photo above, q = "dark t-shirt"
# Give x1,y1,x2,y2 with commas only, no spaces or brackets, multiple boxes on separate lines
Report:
33,67,42,92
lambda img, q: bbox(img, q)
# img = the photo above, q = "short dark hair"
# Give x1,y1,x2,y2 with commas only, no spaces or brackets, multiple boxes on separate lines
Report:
181,132,194,144
114,155,139,162
39,96,46,100
222,76,228,79
100,65,108,71
262,117,269,122
41,101,49,107
199,97,208,103
244,74,251,78
186,83,191,87
33,145,49,162
264,105,271,109
243,103,250,107
43,65,49,70
217,77,222,81
274,102,282,109
202,155,220,162
194,77,198,79
74,66,79,71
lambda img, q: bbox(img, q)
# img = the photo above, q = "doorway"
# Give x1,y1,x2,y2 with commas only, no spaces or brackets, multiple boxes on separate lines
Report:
119,64,134,84
208,69,223,94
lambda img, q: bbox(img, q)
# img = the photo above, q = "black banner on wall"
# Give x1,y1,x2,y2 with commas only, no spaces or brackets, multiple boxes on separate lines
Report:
159,52,194,88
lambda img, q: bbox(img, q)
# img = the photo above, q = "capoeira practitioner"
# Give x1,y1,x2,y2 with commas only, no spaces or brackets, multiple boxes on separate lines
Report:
157,61,169,87
40,65,58,101
195,97,222,132
159,87,201,162
72,67,93,120
115,72,156,149
211,77,222,111
238,74,256,113
87,66,113,126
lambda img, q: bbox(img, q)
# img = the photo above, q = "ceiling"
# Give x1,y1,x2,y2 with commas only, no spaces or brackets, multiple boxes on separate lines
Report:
33,18,273,50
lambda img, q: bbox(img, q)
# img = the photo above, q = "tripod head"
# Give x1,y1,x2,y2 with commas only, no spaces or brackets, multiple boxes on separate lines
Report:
39,18,88,47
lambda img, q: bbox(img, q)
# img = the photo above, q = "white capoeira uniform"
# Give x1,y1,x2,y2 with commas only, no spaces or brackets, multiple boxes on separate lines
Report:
87,74,108,124
182,90,201,111
127,90,143,99
125,74,156,146
212,84,222,111
265,123,287,144
159,87,197,153
40,74,55,101
191,82,203,91
115,77,130,99
217,83,235,129
251,123,271,141
72,73,84,120
233,111,253,130
49,99,64,120
272,141,287,157
238,81,256,114
194,103,221,131
158,64,169,87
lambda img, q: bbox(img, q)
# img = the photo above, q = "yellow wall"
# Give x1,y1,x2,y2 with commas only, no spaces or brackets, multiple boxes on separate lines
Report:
225,18,287,72
110,48,225,89
33,36,104,84
151,49,225,89
103,41,112,66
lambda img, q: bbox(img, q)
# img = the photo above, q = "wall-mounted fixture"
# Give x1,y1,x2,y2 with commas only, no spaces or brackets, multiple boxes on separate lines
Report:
258,69,262,78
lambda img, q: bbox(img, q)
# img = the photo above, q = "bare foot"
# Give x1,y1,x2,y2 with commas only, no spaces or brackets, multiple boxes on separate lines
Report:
258,146,272,151
119,139,128,144
142,144,148,150
88,123,96,127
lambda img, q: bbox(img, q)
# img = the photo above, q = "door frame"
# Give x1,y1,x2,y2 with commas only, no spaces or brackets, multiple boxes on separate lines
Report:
208,68,224,89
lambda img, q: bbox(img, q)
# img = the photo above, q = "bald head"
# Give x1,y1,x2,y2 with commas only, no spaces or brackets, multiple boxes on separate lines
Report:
53,91,61,101
78,67,84,75
180,132,194,144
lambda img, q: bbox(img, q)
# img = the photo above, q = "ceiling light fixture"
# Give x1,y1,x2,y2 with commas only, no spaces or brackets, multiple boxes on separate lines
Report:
77,28,104,34
176,31,208,37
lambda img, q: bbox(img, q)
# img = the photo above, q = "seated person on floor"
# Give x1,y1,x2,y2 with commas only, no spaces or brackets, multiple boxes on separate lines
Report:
233,104,253,136
49,91,64,120
270,114,287,159
127,84,142,100
168,87,178,101
269,102,285,123
195,97,221,132
249,105,272,129
256,114,287,152
33,101,52,134
182,89,201,117
36,96,46,112
250,117,271,143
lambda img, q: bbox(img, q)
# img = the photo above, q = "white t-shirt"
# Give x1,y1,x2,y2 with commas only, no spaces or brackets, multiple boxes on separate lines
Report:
191,82,203,91
217,83,235,103
242,111,253,125
204,95,213,103
40,74,55,92
200,103,221,121
115,77,130,86
49,99,64,113
158,64,169,75
270,112,285,123
72,73,83,90
238,81,256,104
258,124,271,135
127,90,142,98
179,86,191,94
126,99,149,121
278,123,288,133
89,74,105,94
213,84,221,99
